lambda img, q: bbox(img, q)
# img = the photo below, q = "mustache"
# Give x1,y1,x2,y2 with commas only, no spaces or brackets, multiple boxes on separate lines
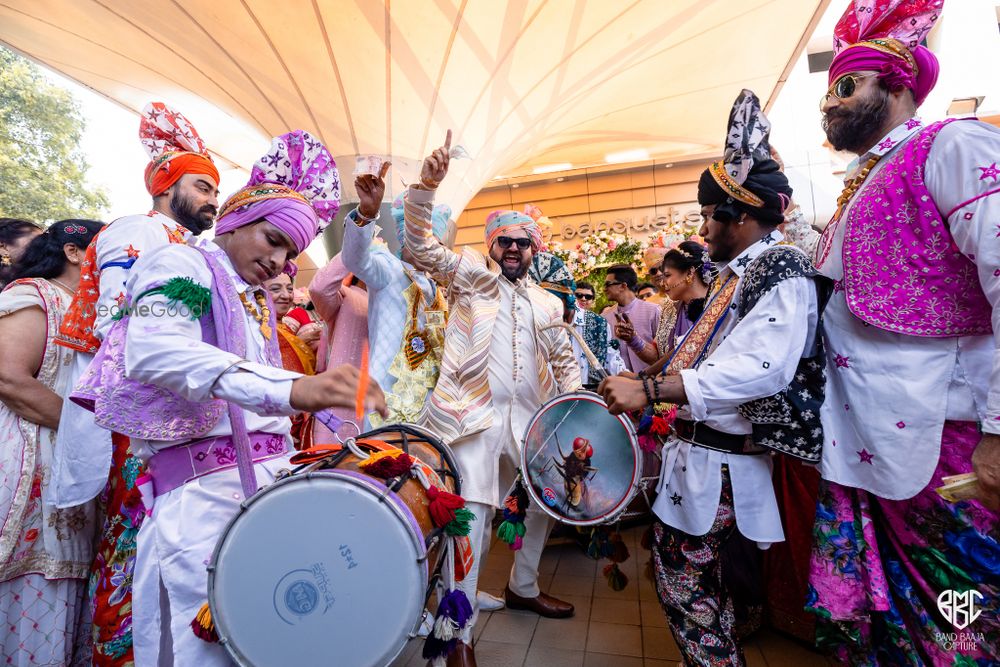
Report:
200,205,218,217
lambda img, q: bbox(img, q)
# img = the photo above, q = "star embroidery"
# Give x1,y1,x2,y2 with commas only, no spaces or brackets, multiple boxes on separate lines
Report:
978,163,1000,182
125,244,140,259
735,255,752,268
857,448,874,464
834,354,851,369
114,292,126,307
670,493,683,506
994,225,1000,238
761,235,777,245
904,119,922,130
877,138,895,151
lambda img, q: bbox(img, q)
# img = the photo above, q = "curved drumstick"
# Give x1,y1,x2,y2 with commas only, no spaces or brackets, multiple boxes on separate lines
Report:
541,321,608,381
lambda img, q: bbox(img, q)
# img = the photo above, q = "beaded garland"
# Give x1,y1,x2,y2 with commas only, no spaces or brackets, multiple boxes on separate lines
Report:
708,161,765,208
218,184,310,220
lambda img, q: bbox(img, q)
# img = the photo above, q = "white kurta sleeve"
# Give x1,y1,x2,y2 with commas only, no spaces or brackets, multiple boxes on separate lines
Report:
342,209,394,291
925,121,1000,433
681,276,816,422
123,245,299,416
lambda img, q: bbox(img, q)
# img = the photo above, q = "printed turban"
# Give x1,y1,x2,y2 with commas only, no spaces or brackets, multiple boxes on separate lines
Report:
829,0,943,107
215,130,341,276
698,90,791,226
139,102,219,196
529,252,576,310
391,193,453,255
485,210,542,251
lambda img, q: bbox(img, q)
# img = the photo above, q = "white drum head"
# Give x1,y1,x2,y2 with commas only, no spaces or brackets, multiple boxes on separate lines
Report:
209,470,427,666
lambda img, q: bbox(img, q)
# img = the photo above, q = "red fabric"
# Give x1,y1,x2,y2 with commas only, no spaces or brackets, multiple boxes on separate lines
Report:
764,457,820,642
285,306,312,327
144,152,219,196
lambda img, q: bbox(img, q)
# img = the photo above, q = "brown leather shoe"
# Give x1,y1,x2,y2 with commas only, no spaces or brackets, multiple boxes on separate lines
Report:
504,586,575,618
437,641,476,667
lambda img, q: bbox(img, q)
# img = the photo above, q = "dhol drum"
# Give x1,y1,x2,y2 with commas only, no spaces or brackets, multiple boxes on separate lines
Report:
520,391,642,526
207,424,463,667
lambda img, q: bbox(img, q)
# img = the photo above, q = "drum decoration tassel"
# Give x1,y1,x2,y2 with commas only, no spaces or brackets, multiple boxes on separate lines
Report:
602,532,632,591
358,446,414,478
422,540,474,666
190,602,218,643
427,485,474,537
497,478,529,551
603,563,629,591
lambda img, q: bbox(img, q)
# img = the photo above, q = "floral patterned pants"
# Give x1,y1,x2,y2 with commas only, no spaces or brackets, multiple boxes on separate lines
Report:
651,468,746,666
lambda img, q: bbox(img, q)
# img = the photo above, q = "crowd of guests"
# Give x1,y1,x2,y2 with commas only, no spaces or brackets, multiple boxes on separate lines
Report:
1,3,999,666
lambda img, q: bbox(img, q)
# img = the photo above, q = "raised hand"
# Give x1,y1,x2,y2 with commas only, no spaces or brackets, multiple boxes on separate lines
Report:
356,161,391,219
419,130,452,190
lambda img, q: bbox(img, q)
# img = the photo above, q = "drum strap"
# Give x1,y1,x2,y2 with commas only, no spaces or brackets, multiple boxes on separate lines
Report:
672,419,766,455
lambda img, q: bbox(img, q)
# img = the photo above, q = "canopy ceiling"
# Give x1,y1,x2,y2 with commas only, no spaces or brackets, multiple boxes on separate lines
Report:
0,0,827,212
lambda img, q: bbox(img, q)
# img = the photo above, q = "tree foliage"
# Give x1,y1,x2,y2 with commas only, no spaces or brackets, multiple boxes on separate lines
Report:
0,46,108,222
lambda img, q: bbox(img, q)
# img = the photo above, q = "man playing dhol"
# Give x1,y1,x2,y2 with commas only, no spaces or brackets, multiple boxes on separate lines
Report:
74,130,386,666
782,1,1000,663
51,101,220,666
403,131,581,667
600,90,826,665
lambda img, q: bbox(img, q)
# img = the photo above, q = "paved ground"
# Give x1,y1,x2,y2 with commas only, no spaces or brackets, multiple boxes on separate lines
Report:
390,524,837,667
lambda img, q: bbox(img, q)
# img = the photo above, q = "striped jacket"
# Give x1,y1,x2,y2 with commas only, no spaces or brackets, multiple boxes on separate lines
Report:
404,188,581,444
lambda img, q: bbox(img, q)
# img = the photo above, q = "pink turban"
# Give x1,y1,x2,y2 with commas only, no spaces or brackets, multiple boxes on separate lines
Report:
829,0,943,107
216,130,340,276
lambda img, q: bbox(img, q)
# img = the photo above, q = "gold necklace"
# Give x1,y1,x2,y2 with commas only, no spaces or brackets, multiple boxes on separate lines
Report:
239,290,273,340
835,155,881,215
49,277,74,294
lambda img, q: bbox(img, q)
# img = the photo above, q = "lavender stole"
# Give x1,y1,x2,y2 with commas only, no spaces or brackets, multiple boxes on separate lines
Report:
194,245,282,499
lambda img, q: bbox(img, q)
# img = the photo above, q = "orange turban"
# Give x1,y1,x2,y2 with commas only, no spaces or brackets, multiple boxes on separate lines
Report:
139,102,219,196
143,152,219,196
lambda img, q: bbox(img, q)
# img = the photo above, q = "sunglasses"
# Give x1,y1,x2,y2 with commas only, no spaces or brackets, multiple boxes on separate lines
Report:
604,281,623,289
496,236,532,250
821,73,876,109
648,267,661,276
574,292,594,300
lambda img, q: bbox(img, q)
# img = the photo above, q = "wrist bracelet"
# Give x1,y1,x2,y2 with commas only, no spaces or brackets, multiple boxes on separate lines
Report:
354,206,379,223
652,377,661,402
420,177,439,190
628,335,645,352
641,377,654,405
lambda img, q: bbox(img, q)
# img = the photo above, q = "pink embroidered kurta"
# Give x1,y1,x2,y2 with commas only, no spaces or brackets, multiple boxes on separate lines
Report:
309,253,369,442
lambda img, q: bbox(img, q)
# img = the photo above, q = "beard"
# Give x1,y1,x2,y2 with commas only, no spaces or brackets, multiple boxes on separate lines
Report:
170,191,216,235
822,86,891,154
500,257,529,282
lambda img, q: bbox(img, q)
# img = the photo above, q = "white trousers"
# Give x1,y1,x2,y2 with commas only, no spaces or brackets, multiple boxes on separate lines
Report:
457,501,554,642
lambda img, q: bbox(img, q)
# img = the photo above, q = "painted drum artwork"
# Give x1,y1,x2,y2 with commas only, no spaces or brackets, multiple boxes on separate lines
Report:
521,391,642,526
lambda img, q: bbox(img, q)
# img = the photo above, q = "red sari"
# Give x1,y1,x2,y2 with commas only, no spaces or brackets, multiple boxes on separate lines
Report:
277,321,317,449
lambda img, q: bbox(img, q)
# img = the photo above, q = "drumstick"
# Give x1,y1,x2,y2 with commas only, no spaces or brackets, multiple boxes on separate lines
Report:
356,342,369,422
541,321,608,380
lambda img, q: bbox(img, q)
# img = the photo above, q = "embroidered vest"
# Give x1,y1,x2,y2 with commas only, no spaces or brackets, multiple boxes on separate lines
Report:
71,245,279,441
736,246,829,463
842,119,992,337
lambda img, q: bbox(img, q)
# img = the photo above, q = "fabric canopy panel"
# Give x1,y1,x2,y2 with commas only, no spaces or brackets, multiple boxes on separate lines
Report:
0,0,826,213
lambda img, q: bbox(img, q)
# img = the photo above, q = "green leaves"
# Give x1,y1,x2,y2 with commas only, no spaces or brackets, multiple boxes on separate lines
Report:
0,47,109,222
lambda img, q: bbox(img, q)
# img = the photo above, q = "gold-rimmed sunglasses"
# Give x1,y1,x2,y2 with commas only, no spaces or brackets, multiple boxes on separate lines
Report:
820,73,876,110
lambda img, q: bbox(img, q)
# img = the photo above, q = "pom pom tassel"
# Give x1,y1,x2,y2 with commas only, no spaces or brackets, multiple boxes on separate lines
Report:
604,563,629,591
190,602,218,643
427,486,474,536
422,589,473,661
358,448,414,478
497,478,529,550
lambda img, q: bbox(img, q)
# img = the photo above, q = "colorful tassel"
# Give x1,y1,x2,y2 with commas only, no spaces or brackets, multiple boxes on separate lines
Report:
358,448,413,478
190,602,218,642
609,531,630,564
422,589,472,661
603,563,629,591
497,478,529,550
427,486,474,536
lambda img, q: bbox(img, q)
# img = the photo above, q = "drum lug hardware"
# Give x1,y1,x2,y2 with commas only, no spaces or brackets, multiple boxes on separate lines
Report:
274,467,293,481
206,565,215,573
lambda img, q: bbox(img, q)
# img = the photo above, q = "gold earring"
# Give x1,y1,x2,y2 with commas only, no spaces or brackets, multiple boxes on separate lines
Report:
685,273,693,284
0,255,10,267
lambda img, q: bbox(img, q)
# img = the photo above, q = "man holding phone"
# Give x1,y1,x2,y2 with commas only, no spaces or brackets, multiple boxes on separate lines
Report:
601,264,661,373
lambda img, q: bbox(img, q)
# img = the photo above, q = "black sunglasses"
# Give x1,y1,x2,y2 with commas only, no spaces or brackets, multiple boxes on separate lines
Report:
648,267,661,276
574,292,594,300
821,73,876,109
496,236,532,250
604,281,623,289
